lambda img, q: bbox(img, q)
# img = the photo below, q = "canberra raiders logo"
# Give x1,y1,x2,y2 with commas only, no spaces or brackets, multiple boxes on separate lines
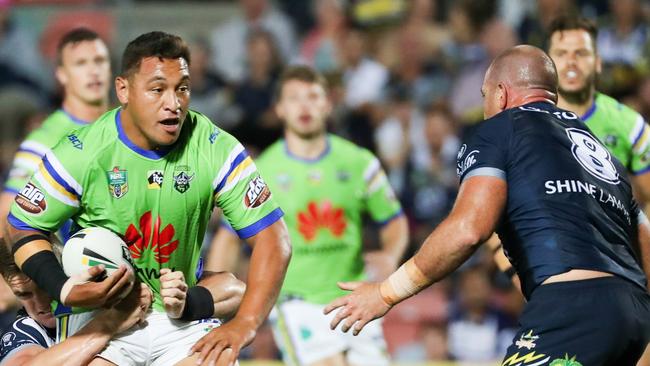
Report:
107,166,128,198
173,165,195,193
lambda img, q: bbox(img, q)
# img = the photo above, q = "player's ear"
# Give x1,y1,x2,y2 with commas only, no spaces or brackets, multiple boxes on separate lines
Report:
497,83,508,111
55,67,68,87
115,76,129,105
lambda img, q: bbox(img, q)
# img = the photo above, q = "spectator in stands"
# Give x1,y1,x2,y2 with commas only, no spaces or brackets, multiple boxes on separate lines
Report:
299,0,347,73
518,0,576,48
209,0,296,83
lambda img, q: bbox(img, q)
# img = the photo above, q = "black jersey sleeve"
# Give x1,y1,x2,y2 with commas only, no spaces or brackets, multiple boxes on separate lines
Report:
0,317,51,364
457,113,512,183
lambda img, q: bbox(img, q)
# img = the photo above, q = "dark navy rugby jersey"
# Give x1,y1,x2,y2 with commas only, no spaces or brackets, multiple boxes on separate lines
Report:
0,313,54,364
457,101,647,299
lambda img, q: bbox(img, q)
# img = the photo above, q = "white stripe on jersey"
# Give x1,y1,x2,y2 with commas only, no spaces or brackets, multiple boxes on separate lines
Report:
44,151,83,197
13,157,40,173
20,140,50,157
34,170,80,207
212,144,246,191
363,157,381,183
219,161,257,196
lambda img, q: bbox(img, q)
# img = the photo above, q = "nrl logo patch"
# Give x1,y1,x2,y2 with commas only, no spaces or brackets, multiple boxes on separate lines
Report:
173,165,195,193
107,166,128,198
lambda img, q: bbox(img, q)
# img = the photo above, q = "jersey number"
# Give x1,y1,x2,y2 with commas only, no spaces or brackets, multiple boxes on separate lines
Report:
566,128,620,184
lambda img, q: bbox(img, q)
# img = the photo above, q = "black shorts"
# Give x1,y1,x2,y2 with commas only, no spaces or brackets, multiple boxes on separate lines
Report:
501,276,650,366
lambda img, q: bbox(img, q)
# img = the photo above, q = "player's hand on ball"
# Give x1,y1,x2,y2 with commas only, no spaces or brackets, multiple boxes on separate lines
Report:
323,281,391,336
160,268,188,319
60,264,134,308
190,316,256,366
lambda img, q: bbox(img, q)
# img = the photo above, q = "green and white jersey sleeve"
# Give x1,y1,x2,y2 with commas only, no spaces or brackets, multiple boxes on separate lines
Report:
4,110,88,194
585,93,650,175
359,149,402,224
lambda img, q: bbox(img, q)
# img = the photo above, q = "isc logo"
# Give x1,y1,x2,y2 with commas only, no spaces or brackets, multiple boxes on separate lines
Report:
16,183,47,214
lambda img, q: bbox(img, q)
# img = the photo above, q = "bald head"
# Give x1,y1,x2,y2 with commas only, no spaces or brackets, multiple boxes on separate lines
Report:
482,45,559,118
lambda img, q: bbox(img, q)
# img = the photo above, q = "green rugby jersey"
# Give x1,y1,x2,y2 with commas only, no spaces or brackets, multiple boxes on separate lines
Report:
254,135,402,304
9,108,283,313
584,93,650,174
4,110,90,194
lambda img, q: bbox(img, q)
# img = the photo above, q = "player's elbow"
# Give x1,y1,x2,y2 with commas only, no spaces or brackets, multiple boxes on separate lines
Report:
456,219,492,250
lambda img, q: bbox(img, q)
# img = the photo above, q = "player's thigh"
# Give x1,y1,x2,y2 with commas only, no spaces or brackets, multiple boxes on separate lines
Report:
88,357,118,366
269,299,346,366
307,352,347,366
174,349,237,366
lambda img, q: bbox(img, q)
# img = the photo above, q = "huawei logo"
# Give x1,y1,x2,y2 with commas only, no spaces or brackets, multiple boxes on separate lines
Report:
124,211,179,264
297,201,346,241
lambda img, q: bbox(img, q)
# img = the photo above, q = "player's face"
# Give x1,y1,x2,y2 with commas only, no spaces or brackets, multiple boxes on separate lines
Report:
276,80,331,139
548,30,600,97
117,57,190,149
8,275,55,329
56,39,111,106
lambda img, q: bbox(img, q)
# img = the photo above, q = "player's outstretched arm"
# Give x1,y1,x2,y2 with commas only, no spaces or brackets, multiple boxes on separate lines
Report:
189,219,291,366
364,215,409,280
2,277,151,366
485,234,522,292
636,211,650,291
324,176,507,335
205,225,241,273
4,223,132,309
160,269,245,320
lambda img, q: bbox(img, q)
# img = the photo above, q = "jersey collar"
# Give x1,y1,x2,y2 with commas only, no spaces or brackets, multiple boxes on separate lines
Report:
115,109,172,159
61,109,91,125
283,136,331,164
580,98,597,121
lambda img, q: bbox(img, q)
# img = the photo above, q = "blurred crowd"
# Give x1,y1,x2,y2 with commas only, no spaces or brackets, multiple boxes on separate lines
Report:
1,0,650,363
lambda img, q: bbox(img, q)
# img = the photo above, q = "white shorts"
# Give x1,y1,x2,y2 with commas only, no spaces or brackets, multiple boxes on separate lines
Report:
269,299,389,366
57,310,222,366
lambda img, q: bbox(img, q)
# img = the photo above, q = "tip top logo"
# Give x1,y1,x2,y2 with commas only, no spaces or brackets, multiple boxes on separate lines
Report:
15,183,47,214
147,171,164,190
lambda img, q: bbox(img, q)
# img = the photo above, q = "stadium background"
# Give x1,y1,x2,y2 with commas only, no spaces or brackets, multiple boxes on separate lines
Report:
0,0,648,364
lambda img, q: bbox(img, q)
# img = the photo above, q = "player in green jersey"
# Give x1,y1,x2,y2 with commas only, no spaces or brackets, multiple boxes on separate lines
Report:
207,66,409,366
3,32,291,366
547,15,650,202
1,28,111,235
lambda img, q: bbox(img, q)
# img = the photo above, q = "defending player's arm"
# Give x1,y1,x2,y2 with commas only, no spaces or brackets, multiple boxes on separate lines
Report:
325,115,510,335
634,204,650,289
1,283,151,366
485,234,521,292
628,117,650,210
4,148,132,309
160,268,245,320
361,154,409,279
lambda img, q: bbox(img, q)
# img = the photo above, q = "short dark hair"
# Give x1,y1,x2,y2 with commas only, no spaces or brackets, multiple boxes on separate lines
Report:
56,28,102,65
120,31,191,78
0,238,21,282
547,15,598,50
275,65,328,102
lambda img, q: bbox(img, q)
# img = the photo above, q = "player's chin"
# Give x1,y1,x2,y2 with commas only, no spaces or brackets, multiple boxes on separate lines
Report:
40,312,56,328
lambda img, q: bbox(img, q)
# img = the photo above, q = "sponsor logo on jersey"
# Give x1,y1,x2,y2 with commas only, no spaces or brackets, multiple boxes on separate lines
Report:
244,176,271,208
147,170,164,189
456,148,479,177
107,167,128,198
515,330,539,350
603,134,618,148
2,332,15,347
209,128,219,144
124,211,179,264
550,355,582,366
173,166,194,193
336,170,351,182
67,134,83,150
297,201,346,241
15,183,47,214
308,170,322,185
566,128,620,184
276,173,291,191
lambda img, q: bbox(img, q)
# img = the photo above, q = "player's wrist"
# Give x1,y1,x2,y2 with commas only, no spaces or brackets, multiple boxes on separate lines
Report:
379,259,429,306
21,250,69,303
179,286,214,321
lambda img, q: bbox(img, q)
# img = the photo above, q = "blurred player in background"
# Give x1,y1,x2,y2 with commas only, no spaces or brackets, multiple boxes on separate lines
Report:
325,45,650,365
0,28,111,235
3,31,291,366
207,65,409,366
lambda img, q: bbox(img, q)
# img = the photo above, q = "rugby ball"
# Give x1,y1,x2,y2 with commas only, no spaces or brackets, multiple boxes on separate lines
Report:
62,227,135,278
